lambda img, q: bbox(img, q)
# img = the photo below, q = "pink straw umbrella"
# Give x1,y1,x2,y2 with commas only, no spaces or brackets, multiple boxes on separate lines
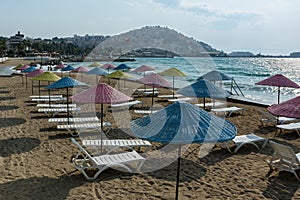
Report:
71,66,89,80
101,63,116,74
256,74,300,104
26,69,44,94
268,96,300,118
71,83,132,151
138,73,172,108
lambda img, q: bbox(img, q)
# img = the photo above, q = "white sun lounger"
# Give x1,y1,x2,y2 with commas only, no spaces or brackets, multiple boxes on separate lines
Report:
276,122,300,136
134,110,159,114
57,122,112,136
82,139,152,152
110,100,141,108
31,97,67,102
48,117,99,123
225,133,268,153
136,88,158,92
168,97,193,102
36,103,77,108
211,106,245,117
71,138,145,180
30,95,63,98
158,94,183,98
143,91,159,95
267,140,300,180
38,107,80,117
195,101,226,108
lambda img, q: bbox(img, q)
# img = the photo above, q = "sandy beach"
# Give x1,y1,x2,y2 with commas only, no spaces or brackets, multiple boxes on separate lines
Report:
1,59,300,199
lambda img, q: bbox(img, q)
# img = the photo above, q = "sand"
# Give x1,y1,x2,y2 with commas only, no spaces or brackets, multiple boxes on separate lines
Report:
1,58,300,199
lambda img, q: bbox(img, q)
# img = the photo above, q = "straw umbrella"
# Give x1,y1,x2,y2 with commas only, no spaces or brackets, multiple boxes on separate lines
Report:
256,74,300,104
61,65,75,77
31,72,61,97
106,70,132,90
130,102,237,200
26,69,44,94
159,67,186,98
22,66,36,88
101,63,116,74
45,77,88,124
72,66,89,81
71,83,132,150
88,62,102,67
85,67,108,84
114,63,131,72
18,65,29,84
268,96,300,119
138,73,172,109
177,79,230,109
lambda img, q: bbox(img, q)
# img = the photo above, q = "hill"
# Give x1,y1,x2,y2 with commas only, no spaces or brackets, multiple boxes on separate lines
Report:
87,26,220,60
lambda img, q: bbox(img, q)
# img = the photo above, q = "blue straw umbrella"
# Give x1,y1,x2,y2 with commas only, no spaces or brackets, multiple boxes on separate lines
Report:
177,79,230,109
22,66,36,88
130,102,237,200
85,67,108,84
45,77,88,124
113,63,131,71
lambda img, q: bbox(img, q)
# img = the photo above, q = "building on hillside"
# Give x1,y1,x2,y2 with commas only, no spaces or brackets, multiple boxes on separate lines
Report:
6,31,25,50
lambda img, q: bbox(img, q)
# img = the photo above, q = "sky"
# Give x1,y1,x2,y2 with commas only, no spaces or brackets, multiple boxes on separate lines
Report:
1,0,300,55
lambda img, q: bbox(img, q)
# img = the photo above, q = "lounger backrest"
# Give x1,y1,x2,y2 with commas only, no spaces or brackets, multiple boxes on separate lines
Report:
269,141,300,165
71,138,94,161
258,110,275,120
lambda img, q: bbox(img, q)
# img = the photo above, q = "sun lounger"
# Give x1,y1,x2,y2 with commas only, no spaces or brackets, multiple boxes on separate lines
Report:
168,97,193,102
136,88,158,92
257,110,297,126
110,100,141,108
276,122,300,137
57,122,112,136
267,140,300,180
82,139,152,152
36,103,77,108
134,110,159,114
48,117,99,123
225,133,268,153
158,94,183,98
143,91,159,95
38,107,80,117
71,138,145,180
30,95,63,98
31,97,67,103
195,101,226,108
211,106,245,117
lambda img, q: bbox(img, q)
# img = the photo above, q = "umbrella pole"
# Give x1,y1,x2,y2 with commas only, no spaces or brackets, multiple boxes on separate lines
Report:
173,76,175,99
39,81,41,97
278,86,280,104
26,75,28,88
48,89,51,108
151,86,154,111
31,80,34,95
175,145,182,200
67,88,70,124
203,97,206,110
101,103,103,152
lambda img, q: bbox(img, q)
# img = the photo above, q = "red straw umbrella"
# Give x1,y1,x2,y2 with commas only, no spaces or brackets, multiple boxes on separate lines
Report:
268,96,300,118
256,74,300,104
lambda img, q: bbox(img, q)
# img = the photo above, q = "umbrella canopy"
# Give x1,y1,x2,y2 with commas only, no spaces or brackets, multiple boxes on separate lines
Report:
61,65,75,71
15,64,29,71
101,63,116,74
22,66,36,73
26,69,44,77
197,70,232,81
72,66,89,73
132,65,155,73
114,64,131,71
268,96,300,118
54,64,65,69
256,74,300,104
71,83,132,129
86,67,108,83
31,72,61,96
130,101,236,200
88,62,102,67
138,73,172,107
178,79,230,99
177,79,230,109
31,71,61,82
45,76,88,123
159,67,186,98
106,70,131,79
13,63,24,70
85,67,108,75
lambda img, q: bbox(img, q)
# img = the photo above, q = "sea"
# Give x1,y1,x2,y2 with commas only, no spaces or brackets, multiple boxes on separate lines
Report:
2,57,300,105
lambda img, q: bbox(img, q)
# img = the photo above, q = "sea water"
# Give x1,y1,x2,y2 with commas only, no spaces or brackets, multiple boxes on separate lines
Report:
2,57,300,104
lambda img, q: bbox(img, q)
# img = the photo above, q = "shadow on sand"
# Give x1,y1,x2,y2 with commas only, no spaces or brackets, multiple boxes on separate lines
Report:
0,118,26,127
0,137,40,157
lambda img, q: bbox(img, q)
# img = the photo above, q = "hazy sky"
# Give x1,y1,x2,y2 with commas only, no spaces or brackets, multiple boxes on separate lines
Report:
1,0,299,55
